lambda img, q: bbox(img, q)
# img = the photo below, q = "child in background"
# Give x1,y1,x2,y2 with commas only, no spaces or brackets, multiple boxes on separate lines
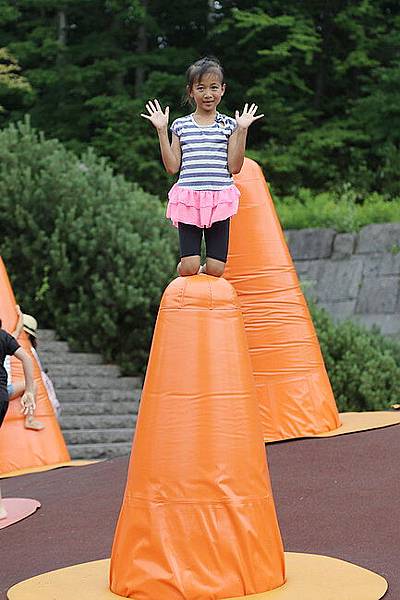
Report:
6,306,44,430
11,306,61,423
141,56,263,278
0,318,36,519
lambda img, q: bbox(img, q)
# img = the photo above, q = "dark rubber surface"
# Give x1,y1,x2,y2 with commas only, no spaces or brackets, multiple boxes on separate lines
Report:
1,425,398,599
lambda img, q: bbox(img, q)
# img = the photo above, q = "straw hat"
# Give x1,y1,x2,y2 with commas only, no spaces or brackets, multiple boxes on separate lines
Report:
23,314,38,338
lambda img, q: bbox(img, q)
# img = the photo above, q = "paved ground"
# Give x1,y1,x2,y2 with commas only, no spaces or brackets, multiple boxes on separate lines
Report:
1,425,399,599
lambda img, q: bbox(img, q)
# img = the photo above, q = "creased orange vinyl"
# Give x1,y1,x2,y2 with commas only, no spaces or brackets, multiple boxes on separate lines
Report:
110,276,285,600
225,159,341,441
0,257,70,473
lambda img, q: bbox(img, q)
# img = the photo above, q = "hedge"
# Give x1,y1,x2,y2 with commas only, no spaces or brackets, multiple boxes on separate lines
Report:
310,303,400,412
275,185,400,232
0,118,177,373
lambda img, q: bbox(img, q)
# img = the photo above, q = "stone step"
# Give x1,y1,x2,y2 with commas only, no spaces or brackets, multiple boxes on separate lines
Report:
39,352,103,366
38,340,70,353
63,428,135,445
61,414,137,430
62,401,139,415
69,442,132,459
51,375,142,390
45,364,120,378
57,389,141,403
37,329,57,342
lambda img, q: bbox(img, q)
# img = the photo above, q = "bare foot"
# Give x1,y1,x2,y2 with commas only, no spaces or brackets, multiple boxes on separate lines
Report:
0,503,7,520
24,415,45,431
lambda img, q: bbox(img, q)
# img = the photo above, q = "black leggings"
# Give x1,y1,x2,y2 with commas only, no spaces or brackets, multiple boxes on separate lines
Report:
178,218,230,263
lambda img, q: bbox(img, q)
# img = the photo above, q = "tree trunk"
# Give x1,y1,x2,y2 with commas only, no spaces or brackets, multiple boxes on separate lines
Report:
134,0,148,97
57,10,67,65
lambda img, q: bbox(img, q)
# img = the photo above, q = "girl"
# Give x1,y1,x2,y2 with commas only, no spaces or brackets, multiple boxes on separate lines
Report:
0,318,36,519
141,56,263,277
8,307,50,429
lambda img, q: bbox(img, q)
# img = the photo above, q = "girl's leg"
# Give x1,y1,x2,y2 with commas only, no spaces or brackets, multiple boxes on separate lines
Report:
0,399,8,518
203,258,226,278
177,223,202,277
178,257,201,276
203,218,230,277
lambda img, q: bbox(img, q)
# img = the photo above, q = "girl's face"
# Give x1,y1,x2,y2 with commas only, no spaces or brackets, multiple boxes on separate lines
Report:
189,71,225,112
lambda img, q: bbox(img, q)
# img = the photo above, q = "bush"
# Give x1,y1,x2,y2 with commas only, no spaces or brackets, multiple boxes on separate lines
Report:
0,118,177,373
274,185,400,232
310,303,400,412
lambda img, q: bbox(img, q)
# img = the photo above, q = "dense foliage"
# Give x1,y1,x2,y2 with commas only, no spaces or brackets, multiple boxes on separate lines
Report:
0,119,176,372
275,185,400,231
311,303,400,412
0,0,399,197
0,47,31,112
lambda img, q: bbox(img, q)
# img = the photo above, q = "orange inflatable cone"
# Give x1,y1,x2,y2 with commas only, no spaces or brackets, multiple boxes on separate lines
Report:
110,275,285,599
0,257,70,473
225,159,341,442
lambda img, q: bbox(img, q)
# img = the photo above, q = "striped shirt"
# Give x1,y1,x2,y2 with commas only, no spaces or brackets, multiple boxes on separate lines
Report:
170,112,237,191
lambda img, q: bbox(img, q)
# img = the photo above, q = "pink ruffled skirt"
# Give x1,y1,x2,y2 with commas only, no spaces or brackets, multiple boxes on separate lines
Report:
167,183,240,228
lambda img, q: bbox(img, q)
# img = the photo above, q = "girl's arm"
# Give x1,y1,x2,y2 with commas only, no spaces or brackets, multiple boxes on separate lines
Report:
14,347,36,413
141,99,181,175
157,130,181,175
11,305,23,338
228,103,264,175
228,127,248,175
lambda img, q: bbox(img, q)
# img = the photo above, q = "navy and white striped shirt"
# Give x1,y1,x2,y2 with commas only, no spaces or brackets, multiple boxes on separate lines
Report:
170,112,237,191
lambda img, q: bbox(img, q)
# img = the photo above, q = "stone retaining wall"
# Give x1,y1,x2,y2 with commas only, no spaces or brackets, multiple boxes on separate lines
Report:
284,223,400,338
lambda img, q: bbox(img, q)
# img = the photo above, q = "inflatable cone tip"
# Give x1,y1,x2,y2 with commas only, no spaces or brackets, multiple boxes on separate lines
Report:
235,157,264,183
161,275,239,311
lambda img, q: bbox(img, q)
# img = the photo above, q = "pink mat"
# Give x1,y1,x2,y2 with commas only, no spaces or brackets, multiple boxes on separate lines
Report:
0,498,41,529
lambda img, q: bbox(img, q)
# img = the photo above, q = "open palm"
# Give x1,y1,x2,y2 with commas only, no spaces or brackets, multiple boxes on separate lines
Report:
235,103,264,129
20,391,35,415
141,99,169,130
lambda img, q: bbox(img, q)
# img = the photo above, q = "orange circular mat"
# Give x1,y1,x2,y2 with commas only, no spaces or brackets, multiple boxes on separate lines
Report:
7,553,387,600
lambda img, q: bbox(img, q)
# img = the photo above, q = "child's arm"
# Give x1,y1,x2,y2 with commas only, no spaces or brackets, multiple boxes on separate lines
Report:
158,130,181,175
11,305,23,338
141,99,181,175
228,103,264,174
14,347,36,414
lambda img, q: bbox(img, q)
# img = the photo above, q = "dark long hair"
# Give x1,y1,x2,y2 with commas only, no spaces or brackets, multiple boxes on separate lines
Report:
28,333,37,349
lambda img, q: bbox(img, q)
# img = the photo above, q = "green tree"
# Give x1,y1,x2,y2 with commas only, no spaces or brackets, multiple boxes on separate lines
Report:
0,118,177,372
1,0,210,195
1,0,399,197
209,0,400,195
0,47,32,113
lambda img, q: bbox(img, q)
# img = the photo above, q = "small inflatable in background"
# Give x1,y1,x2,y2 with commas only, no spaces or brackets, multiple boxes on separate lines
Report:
226,159,341,441
110,275,286,599
0,257,70,474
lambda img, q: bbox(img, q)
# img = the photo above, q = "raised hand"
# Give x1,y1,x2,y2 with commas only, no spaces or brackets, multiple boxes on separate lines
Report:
235,103,264,129
141,99,169,131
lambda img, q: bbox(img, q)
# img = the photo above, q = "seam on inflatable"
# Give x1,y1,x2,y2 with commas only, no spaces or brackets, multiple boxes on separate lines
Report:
124,495,272,505
208,278,214,310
